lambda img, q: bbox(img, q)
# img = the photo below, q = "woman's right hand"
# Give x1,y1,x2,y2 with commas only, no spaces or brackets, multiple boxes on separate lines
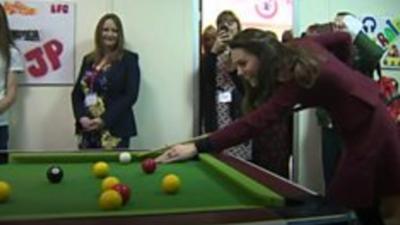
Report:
155,143,198,164
211,30,231,54
79,117,94,131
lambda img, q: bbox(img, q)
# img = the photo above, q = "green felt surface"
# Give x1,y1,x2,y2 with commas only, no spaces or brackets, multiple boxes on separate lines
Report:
0,153,283,221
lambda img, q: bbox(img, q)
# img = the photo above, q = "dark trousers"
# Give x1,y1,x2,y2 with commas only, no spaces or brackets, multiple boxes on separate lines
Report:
321,127,343,186
0,126,9,164
117,137,130,149
355,204,385,225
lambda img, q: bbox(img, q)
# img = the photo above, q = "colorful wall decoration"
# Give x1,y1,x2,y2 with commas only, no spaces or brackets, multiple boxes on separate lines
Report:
361,14,400,69
3,1,75,84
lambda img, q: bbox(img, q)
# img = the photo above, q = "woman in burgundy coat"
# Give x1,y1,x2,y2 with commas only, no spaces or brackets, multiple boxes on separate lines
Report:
157,29,400,225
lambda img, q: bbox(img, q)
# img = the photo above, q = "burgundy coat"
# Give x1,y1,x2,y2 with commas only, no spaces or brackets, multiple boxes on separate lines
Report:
203,32,400,208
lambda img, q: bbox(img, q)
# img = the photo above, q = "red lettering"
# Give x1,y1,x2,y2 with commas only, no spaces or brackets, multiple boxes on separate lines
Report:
51,4,69,13
44,39,63,70
24,39,64,78
62,5,69,13
377,33,390,48
50,4,56,13
25,48,48,77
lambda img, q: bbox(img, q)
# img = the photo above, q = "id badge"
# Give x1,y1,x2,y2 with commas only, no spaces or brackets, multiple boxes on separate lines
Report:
84,93,98,107
218,91,232,103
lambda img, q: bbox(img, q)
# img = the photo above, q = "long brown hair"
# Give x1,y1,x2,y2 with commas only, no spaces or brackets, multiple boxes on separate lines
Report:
201,25,217,55
229,28,319,112
0,3,15,71
90,13,125,64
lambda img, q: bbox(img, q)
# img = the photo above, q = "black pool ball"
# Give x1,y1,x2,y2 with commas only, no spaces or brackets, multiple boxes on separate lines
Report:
47,165,64,183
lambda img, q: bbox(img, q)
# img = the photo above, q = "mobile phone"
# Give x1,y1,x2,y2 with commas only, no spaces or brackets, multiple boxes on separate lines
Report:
219,24,229,32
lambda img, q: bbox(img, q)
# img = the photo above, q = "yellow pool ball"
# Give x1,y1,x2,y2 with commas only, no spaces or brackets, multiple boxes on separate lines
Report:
98,189,123,210
0,181,11,203
92,161,109,178
162,174,181,194
101,176,120,191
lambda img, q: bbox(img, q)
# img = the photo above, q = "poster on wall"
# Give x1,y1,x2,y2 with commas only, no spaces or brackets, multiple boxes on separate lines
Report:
361,14,400,70
202,0,293,39
2,1,75,85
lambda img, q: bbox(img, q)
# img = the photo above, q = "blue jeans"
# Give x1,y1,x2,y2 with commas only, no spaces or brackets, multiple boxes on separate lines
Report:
0,126,9,164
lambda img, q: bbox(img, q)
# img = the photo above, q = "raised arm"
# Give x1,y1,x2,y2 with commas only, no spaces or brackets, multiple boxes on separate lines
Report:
307,31,353,65
156,81,303,164
204,81,302,152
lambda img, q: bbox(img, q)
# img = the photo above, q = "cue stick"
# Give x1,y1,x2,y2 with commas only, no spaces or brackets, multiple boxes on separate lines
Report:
138,133,210,157
4,133,209,157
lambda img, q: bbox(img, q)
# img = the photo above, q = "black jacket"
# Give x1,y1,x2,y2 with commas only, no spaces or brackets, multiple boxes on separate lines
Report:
71,50,141,137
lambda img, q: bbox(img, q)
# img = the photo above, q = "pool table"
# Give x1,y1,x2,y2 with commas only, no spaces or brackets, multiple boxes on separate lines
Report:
0,151,354,225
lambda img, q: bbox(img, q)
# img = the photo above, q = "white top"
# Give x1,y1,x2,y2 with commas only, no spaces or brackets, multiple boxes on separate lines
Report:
0,47,24,126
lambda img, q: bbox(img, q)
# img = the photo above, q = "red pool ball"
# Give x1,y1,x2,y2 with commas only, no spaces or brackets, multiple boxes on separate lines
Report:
141,158,157,174
112,183,131,205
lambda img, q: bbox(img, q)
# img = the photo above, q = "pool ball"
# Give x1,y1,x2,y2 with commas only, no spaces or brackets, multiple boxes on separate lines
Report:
112,183,131,205
47,165,64,183
98,189,123,210
0,181,11,202
101,176,120,191
118,152,132,164
93,161,109,178
162,174,181,194
141,158,157,174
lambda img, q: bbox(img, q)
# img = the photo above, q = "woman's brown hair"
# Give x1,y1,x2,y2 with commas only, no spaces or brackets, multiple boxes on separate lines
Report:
229,28,319,112
0,3,15,71
216,10,242,31
90,13,125,64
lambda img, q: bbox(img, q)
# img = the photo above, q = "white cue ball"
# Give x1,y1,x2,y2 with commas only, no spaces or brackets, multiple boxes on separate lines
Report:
119,152,132,164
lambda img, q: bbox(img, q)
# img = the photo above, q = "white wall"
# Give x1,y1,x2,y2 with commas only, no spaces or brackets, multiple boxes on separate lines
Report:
114,0,200,149
9,0,199,150
293,0,400,194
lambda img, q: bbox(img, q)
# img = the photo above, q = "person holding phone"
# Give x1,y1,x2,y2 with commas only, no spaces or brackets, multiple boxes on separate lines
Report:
199,10,251,160
199,11,292,178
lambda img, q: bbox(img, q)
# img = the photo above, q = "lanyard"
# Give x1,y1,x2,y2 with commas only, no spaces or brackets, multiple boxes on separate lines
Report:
89,60,108,91
87,57,110,92
87,67,100,93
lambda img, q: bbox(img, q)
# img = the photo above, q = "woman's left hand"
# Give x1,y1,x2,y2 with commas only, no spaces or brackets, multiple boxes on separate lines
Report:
86,118,104,131
155,143,198,164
